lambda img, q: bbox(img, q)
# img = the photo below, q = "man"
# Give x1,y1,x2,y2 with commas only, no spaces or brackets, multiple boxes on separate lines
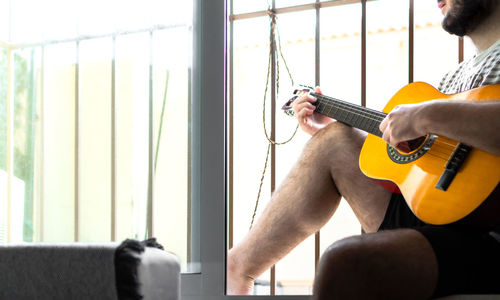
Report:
228,0,500,298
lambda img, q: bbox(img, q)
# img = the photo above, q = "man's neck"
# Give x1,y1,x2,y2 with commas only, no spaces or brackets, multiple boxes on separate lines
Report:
468,5,500,53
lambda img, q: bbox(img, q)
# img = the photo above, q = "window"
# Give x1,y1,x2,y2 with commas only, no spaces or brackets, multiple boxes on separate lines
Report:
0,0,198,273
228,0,464,296
0,1,473,299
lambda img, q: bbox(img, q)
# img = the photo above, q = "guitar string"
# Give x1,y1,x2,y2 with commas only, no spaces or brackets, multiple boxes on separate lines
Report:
318,97,464,150
254,9,464,233
313,93,387,116
311,100,454,160
315,101,385,124
313,96,463,153
428,143,457,158
316,105,465,161
314,95,386,118
314,93,387,119
433,140,460,149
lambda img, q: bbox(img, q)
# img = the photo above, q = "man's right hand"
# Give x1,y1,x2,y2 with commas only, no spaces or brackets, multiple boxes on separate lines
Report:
292,87,335,136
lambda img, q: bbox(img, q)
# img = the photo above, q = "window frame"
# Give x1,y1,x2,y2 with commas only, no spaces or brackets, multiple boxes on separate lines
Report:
181,0,311,298
220,0,464,298
1,0,197,268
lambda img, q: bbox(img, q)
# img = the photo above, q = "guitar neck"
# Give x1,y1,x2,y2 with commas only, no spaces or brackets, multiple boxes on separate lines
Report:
311,92,386,137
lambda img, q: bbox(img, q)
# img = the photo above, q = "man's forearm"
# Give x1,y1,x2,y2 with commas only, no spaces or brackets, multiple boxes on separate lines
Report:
419,100,500,155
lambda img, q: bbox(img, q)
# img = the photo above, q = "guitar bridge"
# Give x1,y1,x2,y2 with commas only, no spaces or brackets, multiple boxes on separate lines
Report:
435,143,472,191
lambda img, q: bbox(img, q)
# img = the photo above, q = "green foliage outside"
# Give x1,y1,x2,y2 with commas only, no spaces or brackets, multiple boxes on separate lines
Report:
0,47,36,241
0,48,7,172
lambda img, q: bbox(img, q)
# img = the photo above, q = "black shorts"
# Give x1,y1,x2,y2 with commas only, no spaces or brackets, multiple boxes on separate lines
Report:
378,193,500,298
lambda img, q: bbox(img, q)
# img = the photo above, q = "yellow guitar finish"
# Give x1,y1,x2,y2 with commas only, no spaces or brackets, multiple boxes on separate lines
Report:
359,82,500,225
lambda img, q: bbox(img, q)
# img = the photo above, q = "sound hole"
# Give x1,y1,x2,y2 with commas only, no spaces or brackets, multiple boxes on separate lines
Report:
397,136,427,154
387,134,436,164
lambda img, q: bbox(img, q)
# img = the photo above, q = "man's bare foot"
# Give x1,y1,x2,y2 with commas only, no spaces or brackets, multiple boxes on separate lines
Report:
227,250,255,295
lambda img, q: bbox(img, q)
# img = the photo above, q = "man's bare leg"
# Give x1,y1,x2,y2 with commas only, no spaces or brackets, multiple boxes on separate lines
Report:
313,229,438,299
227,122,393,294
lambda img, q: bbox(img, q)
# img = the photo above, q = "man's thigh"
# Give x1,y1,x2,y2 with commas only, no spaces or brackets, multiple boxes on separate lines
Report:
315,124,393,232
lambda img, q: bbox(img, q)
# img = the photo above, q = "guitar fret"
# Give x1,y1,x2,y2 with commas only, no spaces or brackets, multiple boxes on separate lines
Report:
312,93,386,137
360,112,369,132
326,102,334,117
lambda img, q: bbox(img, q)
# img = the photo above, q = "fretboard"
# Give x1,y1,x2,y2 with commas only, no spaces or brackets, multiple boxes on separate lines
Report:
311,92,386,137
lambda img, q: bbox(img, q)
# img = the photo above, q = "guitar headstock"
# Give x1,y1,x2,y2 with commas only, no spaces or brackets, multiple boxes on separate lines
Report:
281,85,314,117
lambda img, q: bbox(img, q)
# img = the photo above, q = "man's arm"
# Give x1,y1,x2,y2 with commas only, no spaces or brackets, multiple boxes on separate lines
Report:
379,100,500,155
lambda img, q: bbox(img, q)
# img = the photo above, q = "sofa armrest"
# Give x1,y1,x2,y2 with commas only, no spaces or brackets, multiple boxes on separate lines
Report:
0,239,180,300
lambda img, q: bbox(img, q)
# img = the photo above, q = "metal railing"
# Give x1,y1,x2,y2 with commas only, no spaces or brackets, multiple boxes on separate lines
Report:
0,23,192,244
228,0,464,295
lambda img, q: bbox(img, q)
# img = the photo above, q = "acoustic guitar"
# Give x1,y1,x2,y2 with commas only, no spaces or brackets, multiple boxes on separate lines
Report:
282,82,500,226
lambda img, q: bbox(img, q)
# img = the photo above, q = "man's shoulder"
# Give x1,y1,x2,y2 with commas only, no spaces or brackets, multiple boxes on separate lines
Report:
438,41,500,94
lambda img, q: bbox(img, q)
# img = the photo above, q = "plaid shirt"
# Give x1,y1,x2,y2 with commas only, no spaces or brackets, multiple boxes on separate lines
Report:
438,39,500,94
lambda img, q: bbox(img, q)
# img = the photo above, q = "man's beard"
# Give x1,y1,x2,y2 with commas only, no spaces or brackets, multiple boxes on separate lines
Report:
441,0,497,37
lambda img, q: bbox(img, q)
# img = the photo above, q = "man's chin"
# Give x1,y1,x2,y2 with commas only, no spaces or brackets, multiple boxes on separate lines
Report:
442,18,467,37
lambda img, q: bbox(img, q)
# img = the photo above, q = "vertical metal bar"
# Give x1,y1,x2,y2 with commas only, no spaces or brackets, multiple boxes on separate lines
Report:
270,0,277,294
111,36,117,241
6,48,13,242
147,31,154,239
228,0,234,251
361,0,367,107
190,0,202,273
458,37,464,63
314,0,321,272
74,41,80,242
409,0,414,84
315,1,321,88
187,67,192,263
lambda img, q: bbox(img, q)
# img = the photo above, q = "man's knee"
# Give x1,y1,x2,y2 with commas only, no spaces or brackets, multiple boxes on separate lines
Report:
303,122,366,176
311,122,355,144
313,235,370,299
313,230,437,300
307,122,365,156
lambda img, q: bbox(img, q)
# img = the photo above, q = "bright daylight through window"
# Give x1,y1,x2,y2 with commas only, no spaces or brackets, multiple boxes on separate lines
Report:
228,0,473,295
0,0,199,273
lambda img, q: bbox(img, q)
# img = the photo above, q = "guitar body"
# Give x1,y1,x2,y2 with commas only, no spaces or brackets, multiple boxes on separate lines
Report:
359,82,500,225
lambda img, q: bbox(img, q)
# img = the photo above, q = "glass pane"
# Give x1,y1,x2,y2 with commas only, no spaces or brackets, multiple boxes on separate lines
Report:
0,47,7,242
7,0,193,45
115,33,149,242
12,48,42,242
231,15,272,291
76,0,115,37
232,0,269,14
43,42,76,242
0,0,8,42
320,4,362,104
274,10,316,295
9,0,46,44
319,0,363,273
79,38,112,242
151,27,194,272
4,0,197,272
41,0,79,42
414,0,459,86
366,0,409,111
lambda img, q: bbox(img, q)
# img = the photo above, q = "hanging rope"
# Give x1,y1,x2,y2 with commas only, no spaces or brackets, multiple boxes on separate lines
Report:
249,7,299,230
